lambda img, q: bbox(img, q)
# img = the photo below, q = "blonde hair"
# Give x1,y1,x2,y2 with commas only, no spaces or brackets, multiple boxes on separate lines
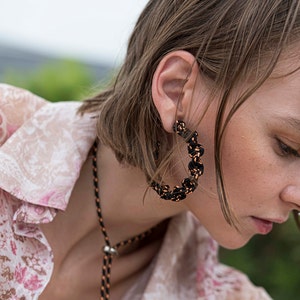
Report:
79,0,300,225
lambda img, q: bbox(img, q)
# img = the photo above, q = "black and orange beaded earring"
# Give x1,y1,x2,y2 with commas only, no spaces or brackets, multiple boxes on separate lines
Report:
151,120,204,201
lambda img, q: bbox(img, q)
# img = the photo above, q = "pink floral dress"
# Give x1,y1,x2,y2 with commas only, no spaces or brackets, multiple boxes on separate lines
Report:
0,84,272,299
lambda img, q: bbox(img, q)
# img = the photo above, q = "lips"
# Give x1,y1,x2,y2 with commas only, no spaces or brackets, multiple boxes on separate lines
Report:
251,216,274,234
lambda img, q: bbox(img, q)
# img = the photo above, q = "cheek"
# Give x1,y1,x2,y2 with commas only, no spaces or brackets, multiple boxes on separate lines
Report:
223,139,262,183
220,128,277,212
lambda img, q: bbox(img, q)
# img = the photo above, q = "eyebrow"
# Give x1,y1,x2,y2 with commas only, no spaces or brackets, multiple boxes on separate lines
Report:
274,116,300,132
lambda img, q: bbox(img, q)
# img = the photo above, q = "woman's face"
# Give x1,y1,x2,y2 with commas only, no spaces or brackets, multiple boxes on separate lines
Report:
182,56,300,249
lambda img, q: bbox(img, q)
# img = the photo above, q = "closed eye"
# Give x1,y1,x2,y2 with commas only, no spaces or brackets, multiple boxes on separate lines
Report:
276,138,300,158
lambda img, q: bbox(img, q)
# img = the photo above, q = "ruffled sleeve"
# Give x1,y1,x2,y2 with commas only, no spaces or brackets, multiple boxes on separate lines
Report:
0,84,97,225
0,83,46,146
0,84,97,299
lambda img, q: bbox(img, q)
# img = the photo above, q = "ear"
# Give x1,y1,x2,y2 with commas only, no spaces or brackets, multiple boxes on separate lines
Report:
152,50,199,133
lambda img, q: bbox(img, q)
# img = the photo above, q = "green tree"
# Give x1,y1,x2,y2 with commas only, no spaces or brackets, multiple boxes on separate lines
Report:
3,59,96,101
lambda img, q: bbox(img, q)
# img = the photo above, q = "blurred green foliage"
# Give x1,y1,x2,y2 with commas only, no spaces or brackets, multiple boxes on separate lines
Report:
2,60,299,300
3,59,98,101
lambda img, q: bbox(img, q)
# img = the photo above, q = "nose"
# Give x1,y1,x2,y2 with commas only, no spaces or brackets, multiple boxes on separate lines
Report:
280,185,300,211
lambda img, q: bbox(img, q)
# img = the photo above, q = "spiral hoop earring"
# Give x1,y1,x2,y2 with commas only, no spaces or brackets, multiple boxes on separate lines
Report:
151,120,204,201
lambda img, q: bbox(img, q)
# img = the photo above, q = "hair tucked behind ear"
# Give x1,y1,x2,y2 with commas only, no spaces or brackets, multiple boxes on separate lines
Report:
79,0,300,226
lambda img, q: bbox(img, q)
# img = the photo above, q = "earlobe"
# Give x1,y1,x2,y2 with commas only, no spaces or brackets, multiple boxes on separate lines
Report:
152,50,199,133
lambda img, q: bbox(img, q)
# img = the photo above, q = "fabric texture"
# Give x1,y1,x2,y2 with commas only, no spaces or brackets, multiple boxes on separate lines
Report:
0,84,272,299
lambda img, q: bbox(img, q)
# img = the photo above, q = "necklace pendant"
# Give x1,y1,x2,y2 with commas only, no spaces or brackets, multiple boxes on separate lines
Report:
103,245,119,256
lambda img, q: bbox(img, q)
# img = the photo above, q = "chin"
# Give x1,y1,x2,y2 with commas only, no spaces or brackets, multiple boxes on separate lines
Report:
213,233,252,250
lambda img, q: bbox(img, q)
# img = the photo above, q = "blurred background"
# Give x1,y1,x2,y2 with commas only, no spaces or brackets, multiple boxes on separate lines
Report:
0,0,148,99
0,1,299,299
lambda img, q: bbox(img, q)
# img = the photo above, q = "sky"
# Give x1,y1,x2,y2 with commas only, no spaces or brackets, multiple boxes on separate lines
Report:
0,0,149,66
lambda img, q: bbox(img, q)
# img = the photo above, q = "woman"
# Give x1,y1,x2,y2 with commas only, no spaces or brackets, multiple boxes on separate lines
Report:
1,0,300,299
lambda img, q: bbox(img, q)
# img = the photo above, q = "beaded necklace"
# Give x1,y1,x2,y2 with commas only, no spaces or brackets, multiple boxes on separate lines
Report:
92,141,156,300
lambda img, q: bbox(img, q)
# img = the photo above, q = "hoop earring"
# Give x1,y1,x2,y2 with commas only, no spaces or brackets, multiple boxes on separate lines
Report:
151,120,204,201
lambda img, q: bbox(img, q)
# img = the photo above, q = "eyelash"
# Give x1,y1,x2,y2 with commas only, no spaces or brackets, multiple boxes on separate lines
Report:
276,138,300,158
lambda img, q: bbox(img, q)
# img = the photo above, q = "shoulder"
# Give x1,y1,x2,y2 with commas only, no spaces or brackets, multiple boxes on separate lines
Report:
201,262,273,300
143,212,273,299
0,84,47,146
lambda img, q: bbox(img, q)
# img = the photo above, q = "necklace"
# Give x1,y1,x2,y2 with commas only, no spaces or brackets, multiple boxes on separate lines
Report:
92,141,156,300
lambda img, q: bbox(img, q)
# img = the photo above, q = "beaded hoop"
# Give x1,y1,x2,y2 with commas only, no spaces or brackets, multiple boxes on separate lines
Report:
151,120,204,201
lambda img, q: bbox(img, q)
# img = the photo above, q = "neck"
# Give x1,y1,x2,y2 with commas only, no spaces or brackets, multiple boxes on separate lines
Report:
93,144,185,245
43,142,185,258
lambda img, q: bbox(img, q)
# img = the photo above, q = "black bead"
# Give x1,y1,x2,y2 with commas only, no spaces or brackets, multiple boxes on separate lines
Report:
151,120,204,202
182,178,197,191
